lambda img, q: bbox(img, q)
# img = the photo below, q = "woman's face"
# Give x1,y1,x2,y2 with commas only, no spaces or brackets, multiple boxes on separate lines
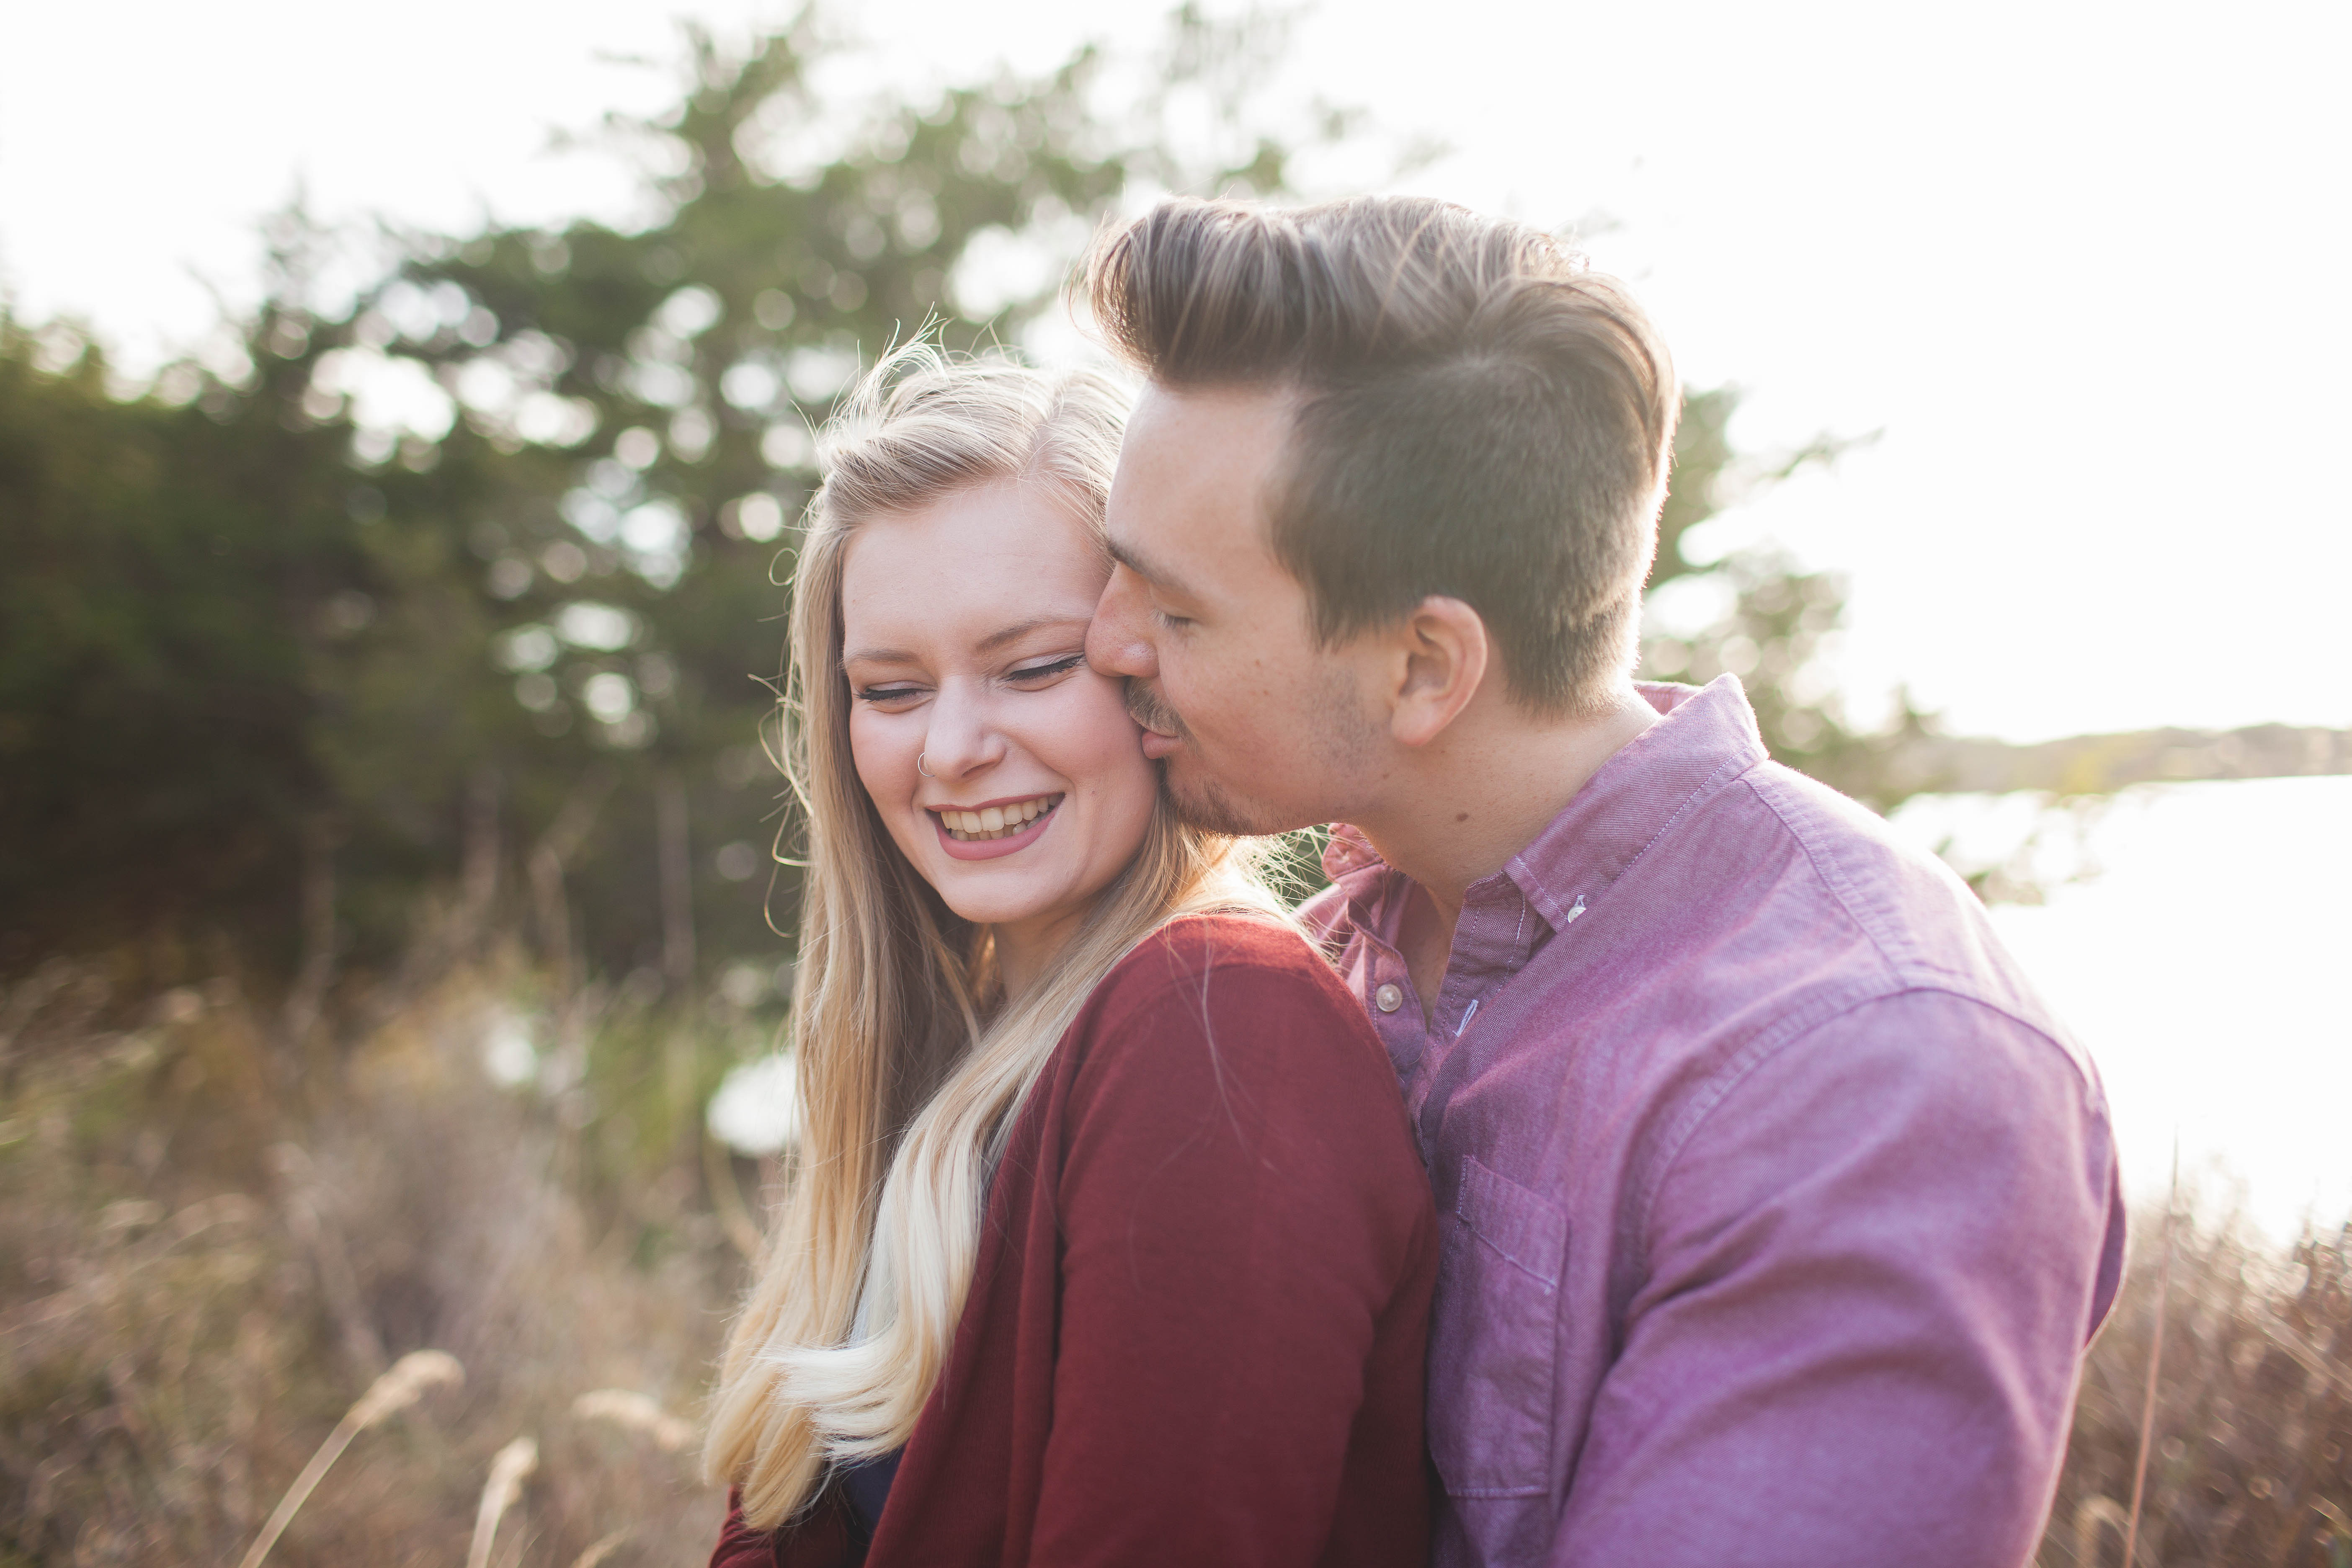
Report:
839,480,1160,980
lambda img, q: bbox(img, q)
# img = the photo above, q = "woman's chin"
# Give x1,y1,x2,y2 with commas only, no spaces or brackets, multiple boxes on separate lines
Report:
935,882,1071,933
923,850,1106,936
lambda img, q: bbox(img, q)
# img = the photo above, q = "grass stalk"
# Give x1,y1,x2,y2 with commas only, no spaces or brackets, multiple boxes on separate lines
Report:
2074,1495,2127,1566
2120,1137,2180,1568
467,1434,539,1568
573,1387,696,1451
235,1350,464,1568
566,1527,632,1568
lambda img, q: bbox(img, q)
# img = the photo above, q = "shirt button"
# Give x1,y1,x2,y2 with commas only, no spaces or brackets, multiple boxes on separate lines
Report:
1375,983,1403,1014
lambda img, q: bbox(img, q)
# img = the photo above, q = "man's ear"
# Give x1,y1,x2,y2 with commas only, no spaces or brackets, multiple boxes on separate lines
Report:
1385,596,1490,748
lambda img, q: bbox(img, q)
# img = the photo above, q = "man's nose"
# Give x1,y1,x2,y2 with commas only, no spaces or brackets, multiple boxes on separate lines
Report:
1087,565,1158,679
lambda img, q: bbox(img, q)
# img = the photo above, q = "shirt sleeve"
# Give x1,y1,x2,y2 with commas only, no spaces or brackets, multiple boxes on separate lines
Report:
1552,988,2126,1568
1029,935,1436,1568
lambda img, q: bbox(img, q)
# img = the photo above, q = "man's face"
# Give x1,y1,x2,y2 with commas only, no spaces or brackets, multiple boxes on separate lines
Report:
1087,382,1385,835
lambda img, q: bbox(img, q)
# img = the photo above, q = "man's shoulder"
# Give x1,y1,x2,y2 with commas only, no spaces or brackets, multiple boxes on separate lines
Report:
1723,761,2058,1019
1603,756,2099,1109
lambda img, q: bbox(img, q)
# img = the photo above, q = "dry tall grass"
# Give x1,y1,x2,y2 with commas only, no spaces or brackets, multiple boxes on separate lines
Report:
0,953,751,1567
3,953,2346,1566
2040,1189,2352,1566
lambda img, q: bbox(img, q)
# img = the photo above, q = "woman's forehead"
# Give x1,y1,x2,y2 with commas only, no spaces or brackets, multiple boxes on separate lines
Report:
838,483,1106,659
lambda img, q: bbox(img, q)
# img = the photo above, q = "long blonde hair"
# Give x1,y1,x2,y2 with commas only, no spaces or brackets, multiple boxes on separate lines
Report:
704,347,1276,1528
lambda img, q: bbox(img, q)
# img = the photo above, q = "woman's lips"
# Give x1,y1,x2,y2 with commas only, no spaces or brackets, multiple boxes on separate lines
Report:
930,798,1060,861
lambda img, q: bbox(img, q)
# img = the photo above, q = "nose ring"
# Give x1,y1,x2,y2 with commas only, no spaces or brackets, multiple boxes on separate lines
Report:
917,753,934,777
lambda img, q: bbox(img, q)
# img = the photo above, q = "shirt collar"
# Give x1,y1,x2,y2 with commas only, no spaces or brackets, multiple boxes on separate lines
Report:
1318,676,1769,930
1498,676,1767,926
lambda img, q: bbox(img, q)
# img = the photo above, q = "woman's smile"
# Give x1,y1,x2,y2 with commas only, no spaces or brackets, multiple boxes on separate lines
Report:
929,792,1066,859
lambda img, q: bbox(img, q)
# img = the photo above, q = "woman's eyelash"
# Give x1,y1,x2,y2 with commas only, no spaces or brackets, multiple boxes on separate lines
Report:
854,655,1080,701
1008,654,1086,681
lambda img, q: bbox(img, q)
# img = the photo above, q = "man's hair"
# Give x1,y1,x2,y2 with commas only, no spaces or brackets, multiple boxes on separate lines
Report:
1085,196,1678,715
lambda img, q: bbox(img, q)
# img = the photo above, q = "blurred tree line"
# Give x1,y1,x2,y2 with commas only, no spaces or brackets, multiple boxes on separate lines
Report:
0,8,1332,1008
7,5,2334,1008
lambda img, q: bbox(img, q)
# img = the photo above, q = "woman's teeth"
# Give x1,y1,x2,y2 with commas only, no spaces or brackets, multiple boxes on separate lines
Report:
938,794,1063,842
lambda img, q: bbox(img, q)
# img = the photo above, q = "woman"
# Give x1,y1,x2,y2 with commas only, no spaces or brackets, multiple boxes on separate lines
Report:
703,349,1437,1568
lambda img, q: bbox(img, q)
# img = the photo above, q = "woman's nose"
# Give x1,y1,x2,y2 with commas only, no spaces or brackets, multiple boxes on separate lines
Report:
920,679,1007,781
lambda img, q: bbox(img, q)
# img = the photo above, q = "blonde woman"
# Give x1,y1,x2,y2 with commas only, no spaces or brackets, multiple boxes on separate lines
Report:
703,350,1437,1568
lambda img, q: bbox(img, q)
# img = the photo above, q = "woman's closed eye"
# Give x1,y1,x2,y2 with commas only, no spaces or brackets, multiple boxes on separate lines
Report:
853,654,1080,704
1005,653,1087,684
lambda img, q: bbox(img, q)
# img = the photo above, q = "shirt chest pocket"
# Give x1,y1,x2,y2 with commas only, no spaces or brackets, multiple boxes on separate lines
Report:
1427,1155,1566,1499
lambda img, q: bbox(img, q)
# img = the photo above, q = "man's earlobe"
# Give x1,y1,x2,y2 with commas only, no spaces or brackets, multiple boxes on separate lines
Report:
1389,596,1489,749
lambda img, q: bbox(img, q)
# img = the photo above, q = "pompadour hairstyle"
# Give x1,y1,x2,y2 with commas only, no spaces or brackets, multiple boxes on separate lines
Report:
1085,196,1679,715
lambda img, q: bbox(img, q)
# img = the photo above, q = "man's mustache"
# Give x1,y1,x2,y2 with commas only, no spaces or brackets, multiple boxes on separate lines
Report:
1124,678,1186,741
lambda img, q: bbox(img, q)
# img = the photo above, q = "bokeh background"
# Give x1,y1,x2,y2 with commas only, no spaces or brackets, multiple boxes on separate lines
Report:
4,3,2347,1564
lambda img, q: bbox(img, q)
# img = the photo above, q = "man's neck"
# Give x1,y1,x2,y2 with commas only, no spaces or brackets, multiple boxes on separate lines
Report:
1356,688,1659,1005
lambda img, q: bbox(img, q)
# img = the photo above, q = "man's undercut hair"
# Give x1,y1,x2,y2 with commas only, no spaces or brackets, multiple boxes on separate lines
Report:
1085,196,1679,715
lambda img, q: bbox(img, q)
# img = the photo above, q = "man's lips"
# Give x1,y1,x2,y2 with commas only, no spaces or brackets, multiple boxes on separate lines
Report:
1125,682,1185,759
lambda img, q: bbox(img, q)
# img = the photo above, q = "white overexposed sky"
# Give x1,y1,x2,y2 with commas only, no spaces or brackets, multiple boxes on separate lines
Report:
6,0,2347,1228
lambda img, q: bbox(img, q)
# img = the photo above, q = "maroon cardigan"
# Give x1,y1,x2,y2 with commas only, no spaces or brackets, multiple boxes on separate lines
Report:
711,914,1439,1568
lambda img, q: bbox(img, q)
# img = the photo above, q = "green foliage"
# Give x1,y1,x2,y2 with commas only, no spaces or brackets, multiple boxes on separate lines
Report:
0,9,1323,991
0,3,1919,989
0,308,365,969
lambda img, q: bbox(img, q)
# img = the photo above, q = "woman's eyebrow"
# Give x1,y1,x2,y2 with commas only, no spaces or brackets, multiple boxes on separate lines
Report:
841,616,1088,669
974,615,1089,653
840,645,917,668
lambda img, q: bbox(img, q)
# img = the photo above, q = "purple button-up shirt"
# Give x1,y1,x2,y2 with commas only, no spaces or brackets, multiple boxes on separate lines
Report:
1301,677,2126,1568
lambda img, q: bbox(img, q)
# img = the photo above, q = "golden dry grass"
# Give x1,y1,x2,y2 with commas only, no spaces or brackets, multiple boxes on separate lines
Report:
3,952,2346,1567
0,955,745,1567
2040,1193,2352,1566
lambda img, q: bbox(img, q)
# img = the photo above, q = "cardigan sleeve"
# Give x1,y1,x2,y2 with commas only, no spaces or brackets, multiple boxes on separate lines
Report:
708,1487,851,1568
1029,920,1436,1568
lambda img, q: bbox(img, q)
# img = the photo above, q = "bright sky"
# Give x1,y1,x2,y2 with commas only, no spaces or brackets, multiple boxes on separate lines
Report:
7,0,2346,1228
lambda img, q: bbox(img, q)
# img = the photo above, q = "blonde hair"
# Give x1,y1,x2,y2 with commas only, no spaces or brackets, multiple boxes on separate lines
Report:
703,346,1277,1528
1086,195,1679,716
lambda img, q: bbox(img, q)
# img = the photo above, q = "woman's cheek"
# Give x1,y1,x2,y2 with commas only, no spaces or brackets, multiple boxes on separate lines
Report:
846,711,911,812
1071,687,1160,836
1073,670,1150,755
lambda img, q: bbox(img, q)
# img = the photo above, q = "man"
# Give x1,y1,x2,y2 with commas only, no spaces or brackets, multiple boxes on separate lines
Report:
1082,196,2125,1568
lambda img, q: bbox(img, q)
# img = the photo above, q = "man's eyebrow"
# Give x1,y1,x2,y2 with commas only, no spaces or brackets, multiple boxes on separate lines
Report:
1104,533,1196,599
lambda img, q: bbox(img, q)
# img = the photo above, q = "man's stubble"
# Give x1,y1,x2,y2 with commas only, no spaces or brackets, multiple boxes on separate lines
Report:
1125,664,1381,838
